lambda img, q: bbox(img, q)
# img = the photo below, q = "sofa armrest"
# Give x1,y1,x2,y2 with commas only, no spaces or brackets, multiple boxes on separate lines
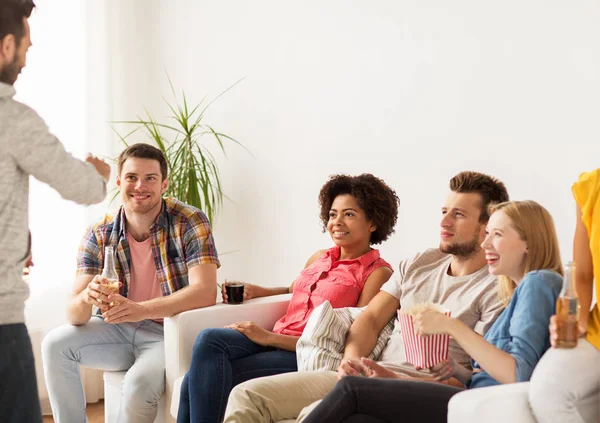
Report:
448,382,537,423
163,293,292,422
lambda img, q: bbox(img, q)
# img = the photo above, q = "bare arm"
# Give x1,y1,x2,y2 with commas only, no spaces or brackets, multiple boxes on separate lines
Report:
447,319,516,384
344,291,399,359
139,263,217,318
223,249,328,301
103,263,217,323
245,285,291,298
355,267,393,307
574,205,594,331
67,274,120,326
225,249,329,349
267,334,301,352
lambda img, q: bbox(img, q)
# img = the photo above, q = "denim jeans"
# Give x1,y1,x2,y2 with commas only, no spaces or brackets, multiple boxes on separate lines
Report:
42,316,165,423
177,328,298,423
0,323,43,423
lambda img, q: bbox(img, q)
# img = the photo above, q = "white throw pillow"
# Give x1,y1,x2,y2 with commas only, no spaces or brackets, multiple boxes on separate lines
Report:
296,301,395,372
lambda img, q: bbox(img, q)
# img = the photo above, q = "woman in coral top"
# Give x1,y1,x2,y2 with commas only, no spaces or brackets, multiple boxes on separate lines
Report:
177,173,400,423
529,169,600,423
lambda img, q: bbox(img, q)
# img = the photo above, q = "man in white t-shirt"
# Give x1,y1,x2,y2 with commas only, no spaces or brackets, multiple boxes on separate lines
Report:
223,171,510,423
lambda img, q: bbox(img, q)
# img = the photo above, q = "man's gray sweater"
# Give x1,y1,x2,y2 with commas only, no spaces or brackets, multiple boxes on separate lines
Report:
0,82,106,325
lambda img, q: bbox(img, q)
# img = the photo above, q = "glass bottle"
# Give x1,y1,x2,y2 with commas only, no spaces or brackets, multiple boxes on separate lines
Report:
555,261,580,348
100,246,120,309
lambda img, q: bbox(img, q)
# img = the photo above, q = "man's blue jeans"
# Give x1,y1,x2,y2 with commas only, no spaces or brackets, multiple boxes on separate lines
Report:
0,323,43,423
177,328,298,423
42,316,165,423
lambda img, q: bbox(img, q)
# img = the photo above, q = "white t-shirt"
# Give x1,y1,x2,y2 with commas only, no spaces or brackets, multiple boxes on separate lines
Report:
378,249,503,376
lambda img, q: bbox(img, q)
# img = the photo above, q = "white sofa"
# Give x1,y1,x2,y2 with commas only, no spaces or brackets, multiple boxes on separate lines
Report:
165,294,292,423
448,382,537,423
104,294,292,423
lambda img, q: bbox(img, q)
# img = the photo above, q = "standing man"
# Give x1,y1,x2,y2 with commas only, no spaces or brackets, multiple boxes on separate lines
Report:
0,1,110,422
42,143,220,422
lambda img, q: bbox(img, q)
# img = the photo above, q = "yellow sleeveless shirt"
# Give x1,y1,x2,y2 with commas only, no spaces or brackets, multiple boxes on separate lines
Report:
572,169,600,351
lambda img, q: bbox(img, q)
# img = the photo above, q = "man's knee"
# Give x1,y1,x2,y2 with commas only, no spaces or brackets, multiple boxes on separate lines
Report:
228,383,248,405
122,370,165,407
225,382,268,423
228,377,274,411
41,325,75,363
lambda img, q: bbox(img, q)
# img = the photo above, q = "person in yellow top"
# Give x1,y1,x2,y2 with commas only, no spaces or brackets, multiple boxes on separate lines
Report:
529,169,600,423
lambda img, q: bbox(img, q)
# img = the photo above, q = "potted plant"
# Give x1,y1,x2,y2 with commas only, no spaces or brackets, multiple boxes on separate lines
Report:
113,77,248,225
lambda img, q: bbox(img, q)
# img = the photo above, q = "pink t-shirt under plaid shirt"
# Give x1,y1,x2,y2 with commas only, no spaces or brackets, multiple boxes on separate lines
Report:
272,246,392,336
126,233,163,303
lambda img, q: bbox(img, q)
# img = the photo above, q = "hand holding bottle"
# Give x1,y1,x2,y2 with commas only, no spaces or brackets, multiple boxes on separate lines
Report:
550,315,587,348
554,262,582,348
83,275,120,311
101,295,149,324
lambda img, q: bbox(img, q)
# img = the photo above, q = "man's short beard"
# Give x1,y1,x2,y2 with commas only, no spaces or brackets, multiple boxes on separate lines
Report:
440,232,481,259
0,59,20,85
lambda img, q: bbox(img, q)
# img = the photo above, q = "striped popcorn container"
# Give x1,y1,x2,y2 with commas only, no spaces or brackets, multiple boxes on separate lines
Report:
398,309,451,369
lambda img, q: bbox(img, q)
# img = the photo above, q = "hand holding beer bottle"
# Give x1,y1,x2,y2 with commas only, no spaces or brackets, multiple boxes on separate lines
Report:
551,262,584,348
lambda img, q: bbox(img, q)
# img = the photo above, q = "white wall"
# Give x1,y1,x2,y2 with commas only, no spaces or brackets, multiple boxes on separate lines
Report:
135,0,600,285
24,0,600,295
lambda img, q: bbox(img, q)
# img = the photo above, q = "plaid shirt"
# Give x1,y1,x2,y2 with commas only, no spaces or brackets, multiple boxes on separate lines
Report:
77,197,220,297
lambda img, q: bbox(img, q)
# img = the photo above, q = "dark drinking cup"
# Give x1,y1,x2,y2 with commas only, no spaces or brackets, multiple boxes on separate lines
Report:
225,283,244,304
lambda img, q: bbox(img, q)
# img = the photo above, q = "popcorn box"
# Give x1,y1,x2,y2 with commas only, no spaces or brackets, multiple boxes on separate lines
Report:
398,307,451,369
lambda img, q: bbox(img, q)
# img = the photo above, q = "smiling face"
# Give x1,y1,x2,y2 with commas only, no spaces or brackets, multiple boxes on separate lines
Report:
117,157,167,216
439,191,486,258
327,194,376,250
481,210,528,282
0,18,32,85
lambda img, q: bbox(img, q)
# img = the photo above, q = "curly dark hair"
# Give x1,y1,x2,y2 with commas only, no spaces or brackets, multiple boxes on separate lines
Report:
318,174,399,245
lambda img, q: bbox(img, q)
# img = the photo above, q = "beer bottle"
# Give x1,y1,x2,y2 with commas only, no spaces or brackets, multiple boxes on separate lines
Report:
555,261,580,348
100,246,120,309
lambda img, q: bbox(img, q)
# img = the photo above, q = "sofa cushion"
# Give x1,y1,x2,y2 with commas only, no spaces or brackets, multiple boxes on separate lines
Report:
296,301,394,372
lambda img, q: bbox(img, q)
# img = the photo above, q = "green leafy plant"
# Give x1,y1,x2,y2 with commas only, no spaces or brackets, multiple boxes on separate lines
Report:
113,77,249,224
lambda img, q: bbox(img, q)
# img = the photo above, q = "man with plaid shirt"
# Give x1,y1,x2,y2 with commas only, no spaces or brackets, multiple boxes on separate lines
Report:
42,143,220,423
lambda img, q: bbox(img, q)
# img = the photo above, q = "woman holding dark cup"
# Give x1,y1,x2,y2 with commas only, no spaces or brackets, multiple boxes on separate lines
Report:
177,173,400,423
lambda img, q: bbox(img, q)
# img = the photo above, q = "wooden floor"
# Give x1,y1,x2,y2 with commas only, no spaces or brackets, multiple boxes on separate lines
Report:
43,401,104,423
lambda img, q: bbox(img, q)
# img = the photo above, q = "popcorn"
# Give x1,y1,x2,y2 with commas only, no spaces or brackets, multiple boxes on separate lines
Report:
398,302,451,369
